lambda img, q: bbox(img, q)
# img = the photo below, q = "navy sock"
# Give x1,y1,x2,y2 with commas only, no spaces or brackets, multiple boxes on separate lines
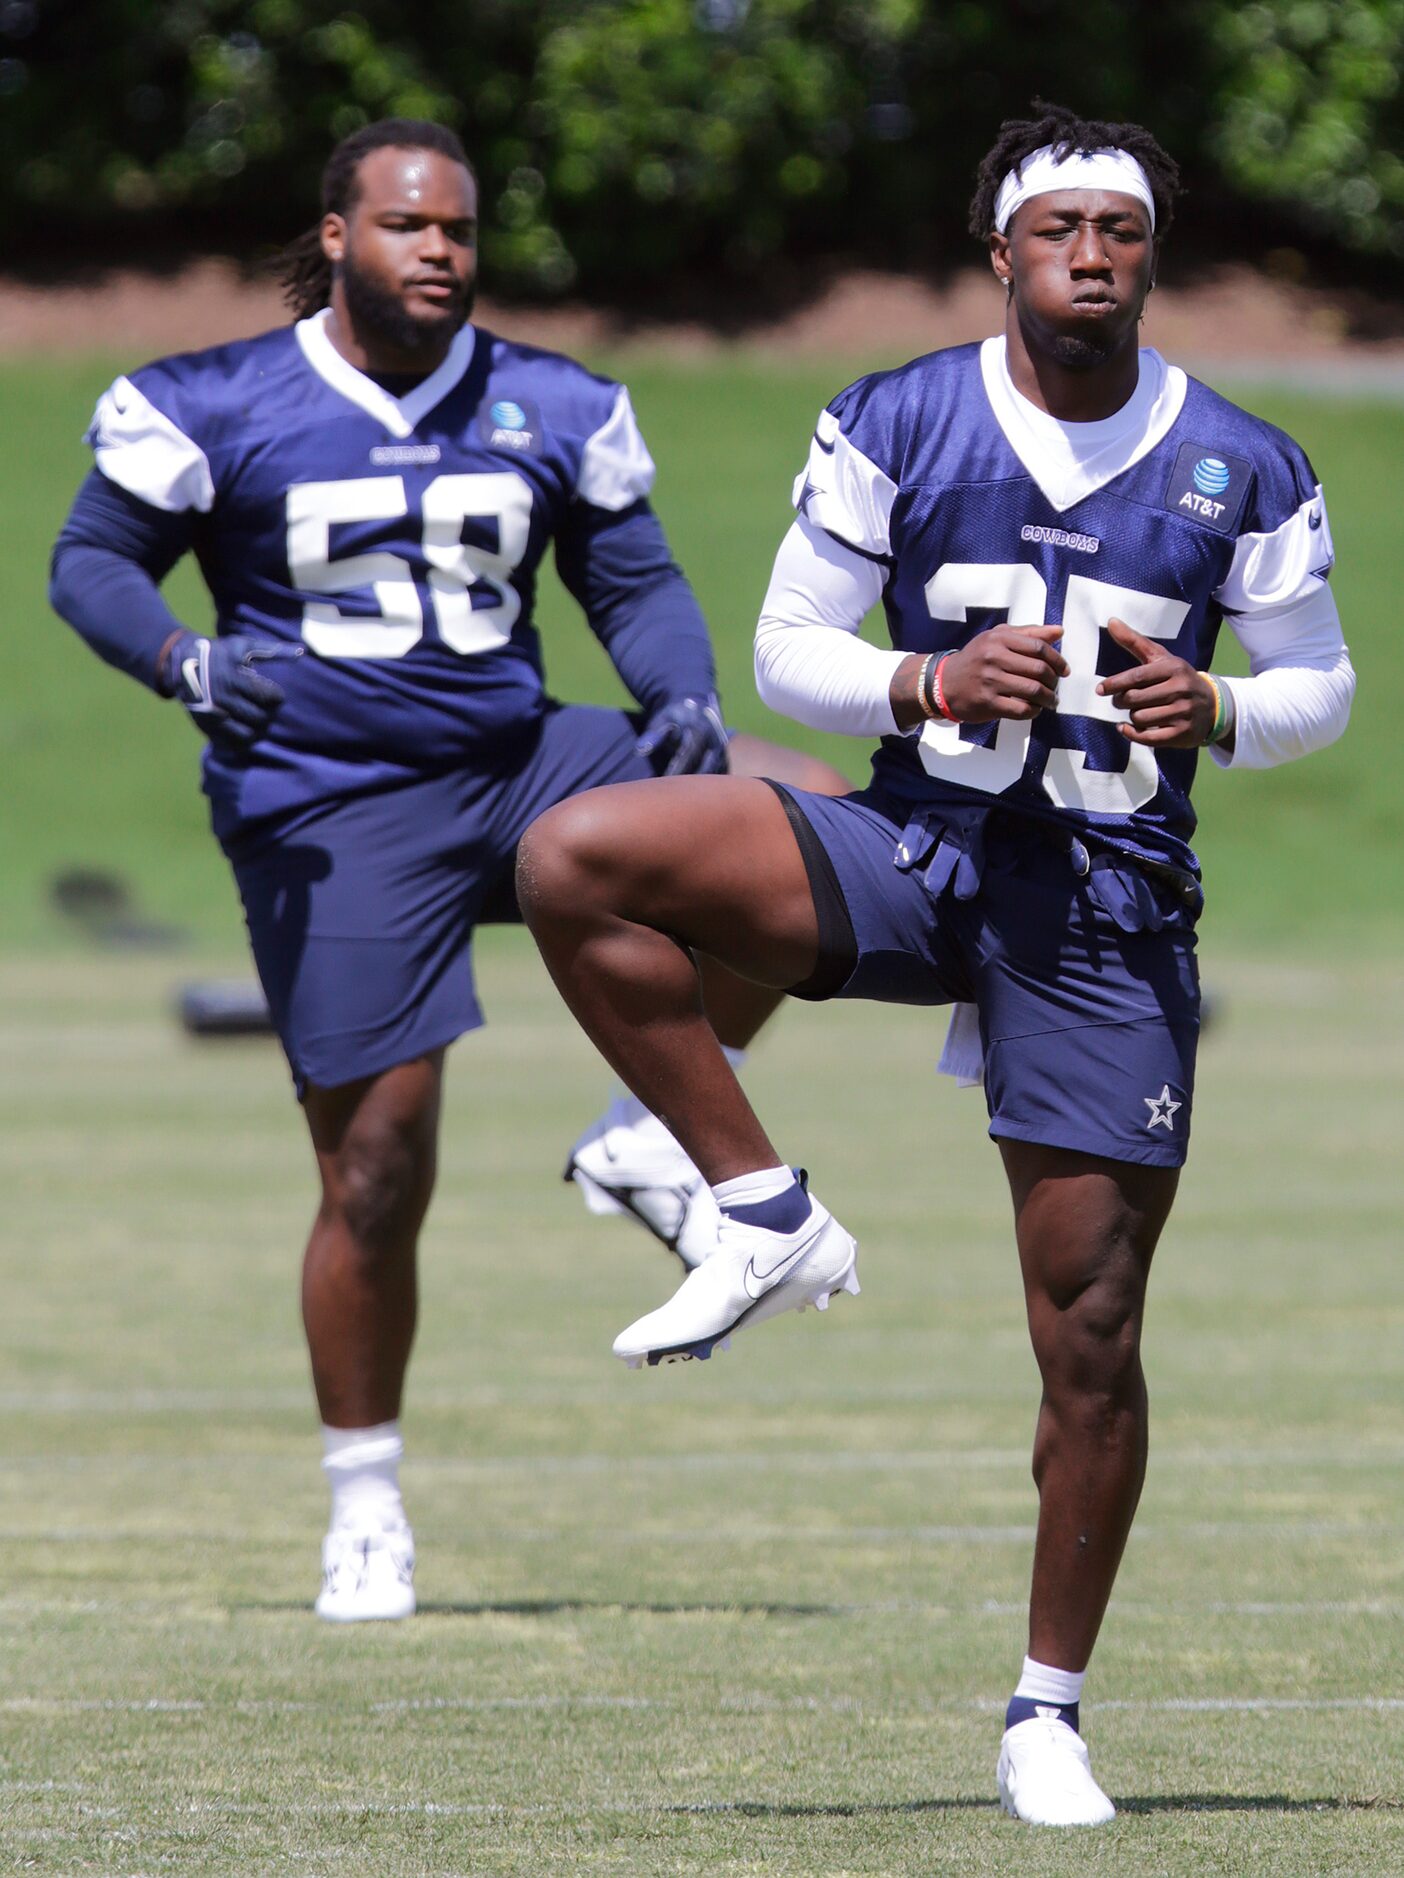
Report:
720,1171,810,1234
1005,1694,1080,1735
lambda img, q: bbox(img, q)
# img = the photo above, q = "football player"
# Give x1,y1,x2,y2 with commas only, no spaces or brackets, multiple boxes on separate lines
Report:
517,104,1355,1824
49,119,844,1623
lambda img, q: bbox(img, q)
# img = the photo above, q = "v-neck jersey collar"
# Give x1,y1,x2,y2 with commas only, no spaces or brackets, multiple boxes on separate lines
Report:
294,308,479,439
977,334,1187,513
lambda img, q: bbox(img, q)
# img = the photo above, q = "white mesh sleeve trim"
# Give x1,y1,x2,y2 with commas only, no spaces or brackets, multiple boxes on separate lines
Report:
86,376,215,514
754,517,904,737
1211,583,1355,770
791,408,897,558
576,385,656,510
1215,486,1334,615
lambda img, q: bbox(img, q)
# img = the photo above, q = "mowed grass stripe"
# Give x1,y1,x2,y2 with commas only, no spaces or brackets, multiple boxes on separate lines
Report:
7,1694,1404,1717
8,1438,1404,1466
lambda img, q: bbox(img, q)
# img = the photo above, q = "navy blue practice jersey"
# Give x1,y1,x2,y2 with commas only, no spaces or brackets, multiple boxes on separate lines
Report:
795,339,1335,874
83,313,679,822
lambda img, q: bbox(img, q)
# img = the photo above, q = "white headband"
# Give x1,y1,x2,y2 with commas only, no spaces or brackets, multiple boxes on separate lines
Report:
993,145,1155,233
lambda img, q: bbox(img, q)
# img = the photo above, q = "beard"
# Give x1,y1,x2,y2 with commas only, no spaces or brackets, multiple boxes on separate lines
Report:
340,254,474,356
1048,327,1120,371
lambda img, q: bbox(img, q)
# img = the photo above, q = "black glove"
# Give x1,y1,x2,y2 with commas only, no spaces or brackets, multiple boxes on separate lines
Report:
161,632,302,748
635,694,729,776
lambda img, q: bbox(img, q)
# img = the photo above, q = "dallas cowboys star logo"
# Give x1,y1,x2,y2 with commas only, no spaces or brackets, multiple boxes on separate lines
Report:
1144,1085,1182,1131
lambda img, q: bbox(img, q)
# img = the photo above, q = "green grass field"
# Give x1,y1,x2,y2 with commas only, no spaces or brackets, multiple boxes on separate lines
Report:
1,350,1401,1872
2,944,1402,1872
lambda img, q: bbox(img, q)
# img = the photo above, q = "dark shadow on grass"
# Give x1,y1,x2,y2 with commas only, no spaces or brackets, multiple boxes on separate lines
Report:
238,1598,849,1618
667,1794,1403,1820
669,1800,996,1818
418,1599,848,1618
1118,1794,1404,1815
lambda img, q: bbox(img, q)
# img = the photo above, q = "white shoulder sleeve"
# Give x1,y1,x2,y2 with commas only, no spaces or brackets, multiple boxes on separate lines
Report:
793,409,898,558
576,386,656,510
1215,487,1333,615
86,376,215,513
754,517,905,737
1213,583,1355,770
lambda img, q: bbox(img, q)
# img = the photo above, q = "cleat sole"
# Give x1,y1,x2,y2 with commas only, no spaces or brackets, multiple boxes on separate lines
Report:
635,1333,732,1369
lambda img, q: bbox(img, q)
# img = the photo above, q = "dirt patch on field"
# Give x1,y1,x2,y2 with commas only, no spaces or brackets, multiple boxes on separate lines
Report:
4,257,1402,374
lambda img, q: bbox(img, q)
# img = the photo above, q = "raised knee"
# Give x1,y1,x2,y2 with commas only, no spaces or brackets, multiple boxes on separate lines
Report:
517,792,641,925
517,797,606,920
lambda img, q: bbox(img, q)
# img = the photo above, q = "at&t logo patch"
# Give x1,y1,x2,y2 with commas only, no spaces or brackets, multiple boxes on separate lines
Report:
1164,441,1250,533
479,394,541,453
1192,456,1231,496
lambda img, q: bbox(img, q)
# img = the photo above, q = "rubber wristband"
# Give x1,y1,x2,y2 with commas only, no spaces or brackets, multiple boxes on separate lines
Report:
916,652,939,720
154,628,187,697
932,653,959,723
1201,672,1227,743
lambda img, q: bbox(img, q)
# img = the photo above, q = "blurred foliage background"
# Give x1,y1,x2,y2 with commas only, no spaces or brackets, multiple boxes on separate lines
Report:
3,0,1401,300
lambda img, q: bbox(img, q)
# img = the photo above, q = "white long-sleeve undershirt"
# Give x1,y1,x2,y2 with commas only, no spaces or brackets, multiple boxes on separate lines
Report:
754,517,898,735
754,515,1355,766
1213,591,1355,768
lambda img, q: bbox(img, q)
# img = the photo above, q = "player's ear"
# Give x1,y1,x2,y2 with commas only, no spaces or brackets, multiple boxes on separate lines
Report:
320,212,347,266
989,231,1012,297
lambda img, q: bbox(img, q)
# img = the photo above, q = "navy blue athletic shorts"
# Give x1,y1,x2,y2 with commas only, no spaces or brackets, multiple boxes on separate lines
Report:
223,703,651,1092
771,785,1201,1168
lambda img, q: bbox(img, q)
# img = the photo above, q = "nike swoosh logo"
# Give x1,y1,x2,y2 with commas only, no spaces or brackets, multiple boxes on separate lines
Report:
1308,509,1323,530
742,1229,819,1301
181,655,207,705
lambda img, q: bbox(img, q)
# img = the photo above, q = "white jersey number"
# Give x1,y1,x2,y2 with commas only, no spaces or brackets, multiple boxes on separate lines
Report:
917,566,1189,816
286,472,532,658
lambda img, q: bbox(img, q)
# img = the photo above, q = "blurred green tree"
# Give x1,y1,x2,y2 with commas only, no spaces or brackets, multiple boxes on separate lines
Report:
0,0,1397,293
1208,0,1404,260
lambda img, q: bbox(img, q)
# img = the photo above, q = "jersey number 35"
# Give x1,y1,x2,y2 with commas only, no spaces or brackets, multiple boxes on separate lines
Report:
919,563,1190,816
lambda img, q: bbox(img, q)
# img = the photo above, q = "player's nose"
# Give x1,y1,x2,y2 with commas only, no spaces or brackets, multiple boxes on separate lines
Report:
1069,224,1113,272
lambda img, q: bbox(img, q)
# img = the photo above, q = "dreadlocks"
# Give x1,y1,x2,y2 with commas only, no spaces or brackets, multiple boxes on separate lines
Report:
276,119,473,321
969,101,1180,243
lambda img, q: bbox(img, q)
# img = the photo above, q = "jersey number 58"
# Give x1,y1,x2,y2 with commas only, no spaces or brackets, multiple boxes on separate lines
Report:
286,472,533,658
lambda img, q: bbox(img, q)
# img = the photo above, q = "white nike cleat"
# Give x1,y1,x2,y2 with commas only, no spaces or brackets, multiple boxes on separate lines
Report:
612,1186,859,1367
565,1099,720,1271
997,1716,1116,1827
315,1524,416,1623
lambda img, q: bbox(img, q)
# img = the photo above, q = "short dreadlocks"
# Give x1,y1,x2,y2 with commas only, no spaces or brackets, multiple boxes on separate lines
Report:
276,119,473,321
968,101,1180,243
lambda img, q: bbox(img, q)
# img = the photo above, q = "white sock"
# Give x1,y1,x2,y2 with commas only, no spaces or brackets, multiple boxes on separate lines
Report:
1014,1656,1085,1708
610,1047,747,1135
712,1166,793,1208
322,1421,407,1534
